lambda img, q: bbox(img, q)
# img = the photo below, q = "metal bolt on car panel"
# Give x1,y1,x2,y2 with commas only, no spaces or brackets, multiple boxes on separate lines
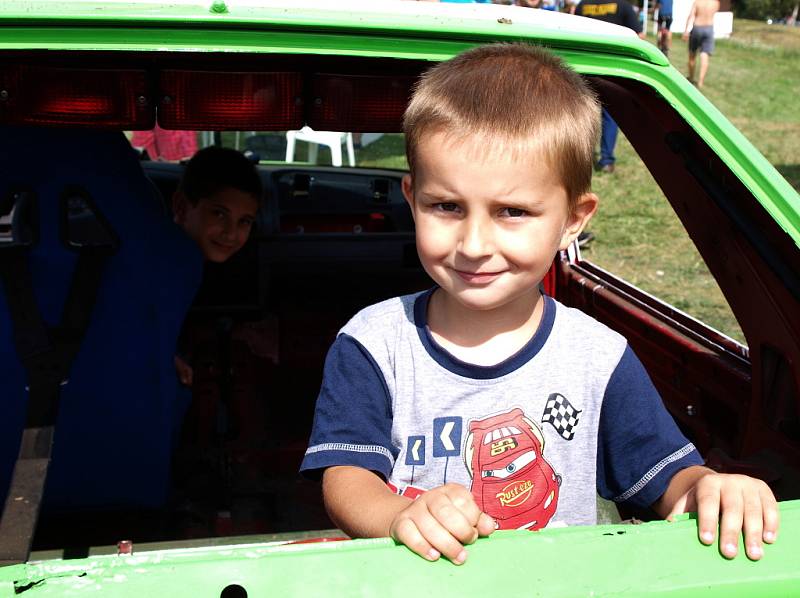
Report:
210,1,228,14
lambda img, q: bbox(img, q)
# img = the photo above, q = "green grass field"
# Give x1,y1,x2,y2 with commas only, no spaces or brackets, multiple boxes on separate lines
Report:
232,20,798,345
586,20,800,344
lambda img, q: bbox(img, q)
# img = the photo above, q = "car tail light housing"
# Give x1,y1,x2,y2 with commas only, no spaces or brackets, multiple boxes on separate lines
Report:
158,70,303,130
0,65,153,128
309,74,415,132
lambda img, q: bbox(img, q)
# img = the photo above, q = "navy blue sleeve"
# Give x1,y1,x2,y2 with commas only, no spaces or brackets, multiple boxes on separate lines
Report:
597,345,703,508
299,333,397,480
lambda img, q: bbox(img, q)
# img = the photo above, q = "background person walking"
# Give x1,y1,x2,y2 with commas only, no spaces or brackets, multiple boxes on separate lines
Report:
575,0,645,173
655,0,674,56
683,0,720,88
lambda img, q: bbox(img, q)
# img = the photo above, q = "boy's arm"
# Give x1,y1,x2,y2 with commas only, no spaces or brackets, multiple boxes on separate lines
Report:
653,465,779,560
301,330,495,565
683,2,697,38
323,466,495,564
323,466,412,538
597,345,779,559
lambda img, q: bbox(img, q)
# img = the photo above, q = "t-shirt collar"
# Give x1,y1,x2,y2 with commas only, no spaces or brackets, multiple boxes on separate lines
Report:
413,287,555,379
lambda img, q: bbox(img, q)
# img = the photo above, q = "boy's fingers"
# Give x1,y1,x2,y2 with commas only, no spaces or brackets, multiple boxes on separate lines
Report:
477,512,497,537
414,508,470,564
666,492,689,521
427,492,479,545
695,484,720,546
718,487,744,559
392,517,441,562
761,485,779,544
442,484,483,526
742,491,765,560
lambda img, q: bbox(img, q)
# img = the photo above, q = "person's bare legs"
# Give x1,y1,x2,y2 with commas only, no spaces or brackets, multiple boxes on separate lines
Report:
697,52,710,88
658,28,673,55
687,51,697,83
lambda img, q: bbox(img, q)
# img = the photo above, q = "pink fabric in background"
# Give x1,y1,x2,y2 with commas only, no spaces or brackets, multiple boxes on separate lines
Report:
131,125,198,161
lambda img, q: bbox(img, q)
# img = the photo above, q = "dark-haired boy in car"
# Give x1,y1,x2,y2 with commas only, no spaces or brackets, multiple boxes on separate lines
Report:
300,43,778,565
174,146,262,264
172,146,262,385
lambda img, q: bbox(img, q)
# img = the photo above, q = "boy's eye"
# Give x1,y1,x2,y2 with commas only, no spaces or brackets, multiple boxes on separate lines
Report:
436,202,459,212
501,207,528,218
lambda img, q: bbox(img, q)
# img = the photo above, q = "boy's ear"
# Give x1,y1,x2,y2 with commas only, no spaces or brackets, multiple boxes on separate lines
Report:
401,174,416,219
172,191,187,224
559,192,598,250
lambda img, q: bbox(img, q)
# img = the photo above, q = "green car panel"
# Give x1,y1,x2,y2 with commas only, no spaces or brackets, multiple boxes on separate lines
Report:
1,500,799,597
1,1,798,595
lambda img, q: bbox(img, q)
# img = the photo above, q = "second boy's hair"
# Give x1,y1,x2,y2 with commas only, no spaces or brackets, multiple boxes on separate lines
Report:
403,43,600,207
178,146,263,206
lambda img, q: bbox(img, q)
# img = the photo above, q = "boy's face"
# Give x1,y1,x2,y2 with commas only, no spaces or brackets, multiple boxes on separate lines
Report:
174,187,259,263
402,132,596,314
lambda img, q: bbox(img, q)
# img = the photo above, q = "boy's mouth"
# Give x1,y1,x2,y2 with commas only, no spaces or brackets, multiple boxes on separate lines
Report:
455,269,503,284
211,240,237,251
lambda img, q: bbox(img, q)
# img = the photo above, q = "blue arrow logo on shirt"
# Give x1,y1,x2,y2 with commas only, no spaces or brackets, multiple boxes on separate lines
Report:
405,435,426,466
433,417,462,458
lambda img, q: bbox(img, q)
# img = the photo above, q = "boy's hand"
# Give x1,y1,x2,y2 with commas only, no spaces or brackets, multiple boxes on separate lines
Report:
659,467,779,560
174,354,193,386
389,483,496,565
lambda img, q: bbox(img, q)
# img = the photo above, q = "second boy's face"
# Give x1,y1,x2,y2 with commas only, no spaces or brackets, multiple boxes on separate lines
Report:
176,187,259,263
403,132,596,314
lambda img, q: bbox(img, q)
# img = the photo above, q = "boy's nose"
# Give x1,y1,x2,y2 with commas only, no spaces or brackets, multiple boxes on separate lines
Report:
220,221,235,240
457,217,493,259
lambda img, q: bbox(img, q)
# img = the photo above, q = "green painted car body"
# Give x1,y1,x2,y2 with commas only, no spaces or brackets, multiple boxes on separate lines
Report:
1,2,799,596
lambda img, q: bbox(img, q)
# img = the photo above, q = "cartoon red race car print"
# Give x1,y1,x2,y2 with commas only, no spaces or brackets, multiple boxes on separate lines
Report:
464,407,560,530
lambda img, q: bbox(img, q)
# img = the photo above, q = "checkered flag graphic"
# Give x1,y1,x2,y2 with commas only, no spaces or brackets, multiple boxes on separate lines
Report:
541,393,581,441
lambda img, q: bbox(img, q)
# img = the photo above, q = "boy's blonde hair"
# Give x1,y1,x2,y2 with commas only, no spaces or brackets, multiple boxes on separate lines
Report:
403,43,600,208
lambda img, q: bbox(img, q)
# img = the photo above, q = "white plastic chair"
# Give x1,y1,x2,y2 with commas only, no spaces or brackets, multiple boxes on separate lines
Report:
285,126,355,167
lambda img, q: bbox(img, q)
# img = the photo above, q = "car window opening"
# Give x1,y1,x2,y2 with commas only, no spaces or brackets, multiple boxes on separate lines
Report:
1,51,799,557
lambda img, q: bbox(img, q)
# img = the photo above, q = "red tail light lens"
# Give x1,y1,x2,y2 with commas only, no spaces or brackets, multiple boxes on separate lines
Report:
309,74,415,132
158,71,303,130
0,66,153,128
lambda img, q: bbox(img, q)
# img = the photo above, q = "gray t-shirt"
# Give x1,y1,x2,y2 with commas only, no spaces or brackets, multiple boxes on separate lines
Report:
301,289,702,529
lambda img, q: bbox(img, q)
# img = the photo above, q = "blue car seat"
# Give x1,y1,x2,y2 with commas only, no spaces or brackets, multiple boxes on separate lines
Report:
0,126,203,513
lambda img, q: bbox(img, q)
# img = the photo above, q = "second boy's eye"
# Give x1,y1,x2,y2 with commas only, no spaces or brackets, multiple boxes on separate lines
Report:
436,202,459,213
501,207,528,218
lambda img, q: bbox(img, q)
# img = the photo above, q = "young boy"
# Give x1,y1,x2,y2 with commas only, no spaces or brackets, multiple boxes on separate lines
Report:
173,145,262,264
300,44,778,565
172,145,262,385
